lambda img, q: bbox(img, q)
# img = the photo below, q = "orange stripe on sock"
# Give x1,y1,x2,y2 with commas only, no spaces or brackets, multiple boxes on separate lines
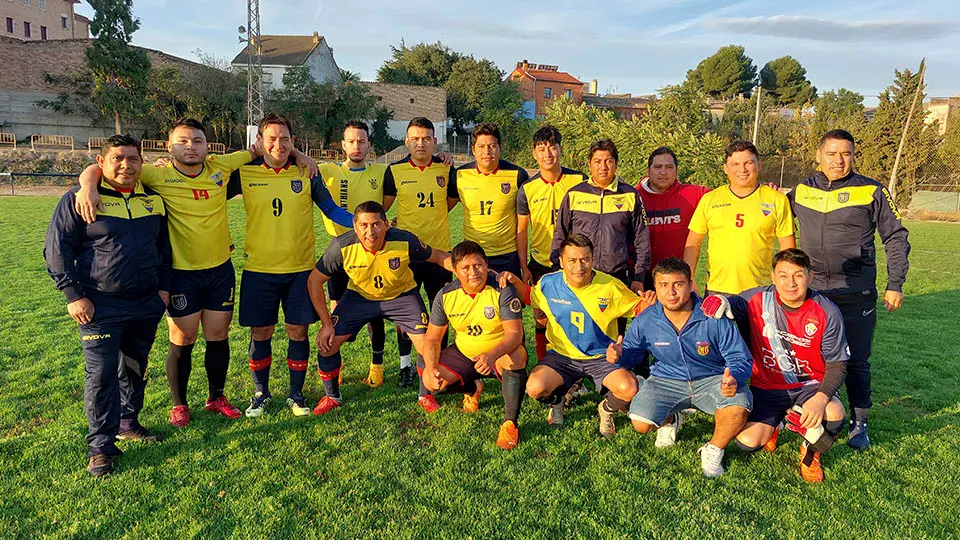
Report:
287,359,308,371
317,368,341,381
249,356,272,371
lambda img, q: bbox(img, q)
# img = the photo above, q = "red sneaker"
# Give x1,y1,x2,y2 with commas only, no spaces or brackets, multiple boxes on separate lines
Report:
205,395,242,419
169,405,190,428
418,394,439,414
313,396,341,416
764,426,780,452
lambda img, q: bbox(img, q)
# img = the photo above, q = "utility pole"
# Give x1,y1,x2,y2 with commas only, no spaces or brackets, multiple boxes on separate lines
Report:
751,86,762,146
888,58,926,201
245,0,264,127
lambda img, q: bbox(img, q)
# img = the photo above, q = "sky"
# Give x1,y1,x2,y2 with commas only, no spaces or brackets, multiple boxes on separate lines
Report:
76,0,960,105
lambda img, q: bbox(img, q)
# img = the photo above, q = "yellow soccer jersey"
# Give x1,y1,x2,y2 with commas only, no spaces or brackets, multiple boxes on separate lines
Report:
316,227,432,301
319,161,386,236
429,276,524,358
452,160,530,257
383,156,456,251
688,184,794,294
139,151,250,270
518,167,586,267
530,270,641,360
229,157,352,274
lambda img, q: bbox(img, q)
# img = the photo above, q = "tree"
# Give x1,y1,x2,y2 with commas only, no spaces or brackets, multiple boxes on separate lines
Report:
445,57,504,133
376,42,461,87
760,56,817,108
686,45,757,99
477,81,534,162
85,0,152,134
369,107,403,154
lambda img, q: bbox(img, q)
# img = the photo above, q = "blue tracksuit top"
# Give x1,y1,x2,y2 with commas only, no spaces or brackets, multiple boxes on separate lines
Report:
621,293,752,385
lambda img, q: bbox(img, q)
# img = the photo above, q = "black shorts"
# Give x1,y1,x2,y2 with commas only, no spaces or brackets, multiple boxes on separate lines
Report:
416,344,502,386
167,259,236,318
528,259,553,285
413,263,452,302
748,384,825,427
238,269,317,327
326,272,349,302
331,289,428,337
487,251,521,276
537,350,621,394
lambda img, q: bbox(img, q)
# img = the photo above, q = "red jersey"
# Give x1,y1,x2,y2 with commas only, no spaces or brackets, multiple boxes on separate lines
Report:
638,180,708,268
733,286,849,391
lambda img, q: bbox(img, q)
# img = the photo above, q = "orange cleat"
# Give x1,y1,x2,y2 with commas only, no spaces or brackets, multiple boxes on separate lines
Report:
496,420,519,450
462,380,484,413
169,405,190,427
312,396,341,416
418,394,440,414
799,443,824,483
205,395,242,419
764,426,781,452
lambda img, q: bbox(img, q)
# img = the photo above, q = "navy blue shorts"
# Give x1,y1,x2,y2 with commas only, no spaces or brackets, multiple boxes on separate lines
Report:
537,350,621,394
487,251,521,276
326,272,349,302
331,288,427,337
412,262,452,302
167,259,236,318
416,344,502,386
528,259,553,285
748,384,824,427
238,269,317,327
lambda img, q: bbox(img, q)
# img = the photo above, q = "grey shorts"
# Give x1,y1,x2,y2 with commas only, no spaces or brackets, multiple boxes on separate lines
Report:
628,374,753,426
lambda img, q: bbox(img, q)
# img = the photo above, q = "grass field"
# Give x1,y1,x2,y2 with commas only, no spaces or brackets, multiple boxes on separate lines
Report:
2,195,959,539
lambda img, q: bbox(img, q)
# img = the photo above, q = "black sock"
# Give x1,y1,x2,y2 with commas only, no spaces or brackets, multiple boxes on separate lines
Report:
736,440,762,453
602,394,629,413
824,418,845,437
165,343,194,406
501,369,527,423
287,339,309,397
317,350,342,401
369,317,385,365
397,328,412,357
248,338,272,395
204,339,229,401
536,386,567,406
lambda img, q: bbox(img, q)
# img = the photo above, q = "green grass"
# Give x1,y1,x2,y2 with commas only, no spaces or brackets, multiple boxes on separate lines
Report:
2,196,959,539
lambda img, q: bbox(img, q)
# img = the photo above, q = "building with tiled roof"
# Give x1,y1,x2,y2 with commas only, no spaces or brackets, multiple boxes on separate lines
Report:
508,60,584,118
360,82,447,145
231,32,341,92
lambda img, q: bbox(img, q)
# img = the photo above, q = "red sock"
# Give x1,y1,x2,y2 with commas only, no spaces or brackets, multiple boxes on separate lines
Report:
535,330,547,360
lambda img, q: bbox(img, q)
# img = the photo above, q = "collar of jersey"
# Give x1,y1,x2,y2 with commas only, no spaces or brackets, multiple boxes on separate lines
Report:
814,170,855,188
341,161,367,172
475,161,501,176
726,183,760,200
252,156,293,173
172,161,206,179
641,178,679,196
650,292,705,328
535,169,564,185
588,177,619,192
99,179,145,196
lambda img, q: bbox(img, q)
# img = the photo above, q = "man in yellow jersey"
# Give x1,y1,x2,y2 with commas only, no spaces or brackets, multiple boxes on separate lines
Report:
684,140,795,296
450,122,529,275
500,234,653,436
516,125,586,361
318,120,390,388
306,202,454,415
230,114,354,418
72,118,315,427
417,241,528,449
383,117,459,389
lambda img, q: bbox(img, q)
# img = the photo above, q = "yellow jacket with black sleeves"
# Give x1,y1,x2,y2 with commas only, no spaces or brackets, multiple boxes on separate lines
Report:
789,171,910,295
44,183,171,303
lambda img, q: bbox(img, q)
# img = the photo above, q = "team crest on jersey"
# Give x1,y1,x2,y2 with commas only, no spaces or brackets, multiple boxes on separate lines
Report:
760,202,774,217
436,176,446,188
368,178,379,190
597,297,610,312
142,199,154,213
210,171,223,187
696,342,710,356
290,180,303,193
171,294,187,311
509,298,523,313
388,257,401,270
484,306,496,319
804,321,818,337
501,183,511,194
838,192,850,203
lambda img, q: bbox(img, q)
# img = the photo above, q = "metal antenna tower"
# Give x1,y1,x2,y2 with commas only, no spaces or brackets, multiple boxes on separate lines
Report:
245,0,264,125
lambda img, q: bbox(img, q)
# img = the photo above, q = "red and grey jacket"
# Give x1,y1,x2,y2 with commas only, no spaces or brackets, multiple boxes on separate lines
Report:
550,178,651,281
788,171,910,295
44,183,172,303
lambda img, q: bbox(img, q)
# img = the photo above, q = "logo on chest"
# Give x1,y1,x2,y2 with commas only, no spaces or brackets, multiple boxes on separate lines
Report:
804,320,818,337
483,306,496,319
290,180,303,193
501,183,511,194
210,171,223,187
142,199,155,213
697,342,710,356
388,257,401,271
837,192,849,203
597,297,609,312
760,202,774,217
436,176,446,188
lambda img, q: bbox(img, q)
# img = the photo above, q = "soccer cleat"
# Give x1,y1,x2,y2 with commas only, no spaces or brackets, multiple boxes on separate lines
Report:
564,382,586,407
245,392,272,418
462,381,484,413
698,443,726,478
116,423,163,443
418,394,440,414
365,364,385,388
169,405,190,428
764,424,782,452
86,454,115,478
799,443,824,483
398,366,415,388
286,396,312,417
547,403,564,426
655,412,682,449
847,420,870,450
312,396,341,416
496,420,519,450
597,400,616,437
205,395,242,419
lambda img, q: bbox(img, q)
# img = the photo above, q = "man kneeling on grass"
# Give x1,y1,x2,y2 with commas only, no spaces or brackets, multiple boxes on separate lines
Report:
607,257,752,478
418,241,528,450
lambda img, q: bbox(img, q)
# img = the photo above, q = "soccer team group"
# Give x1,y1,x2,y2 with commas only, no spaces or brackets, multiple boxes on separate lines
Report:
44,113,910,480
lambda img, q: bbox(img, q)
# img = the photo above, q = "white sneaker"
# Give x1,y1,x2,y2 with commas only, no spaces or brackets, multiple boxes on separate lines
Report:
698,443,725,478
547,403,564,426
655,412,682,449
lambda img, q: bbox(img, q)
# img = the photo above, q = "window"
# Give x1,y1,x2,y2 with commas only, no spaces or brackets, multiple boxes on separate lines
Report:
39,0,45,10
409,98,415,104
564,89,573,99
40,24,46,40
61,14,68,29
23,21,30,38
543,87,553,99
23,0,29,6
5,18,12,34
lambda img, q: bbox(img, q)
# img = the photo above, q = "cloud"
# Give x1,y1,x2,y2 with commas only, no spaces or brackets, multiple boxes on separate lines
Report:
702,15,960,42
